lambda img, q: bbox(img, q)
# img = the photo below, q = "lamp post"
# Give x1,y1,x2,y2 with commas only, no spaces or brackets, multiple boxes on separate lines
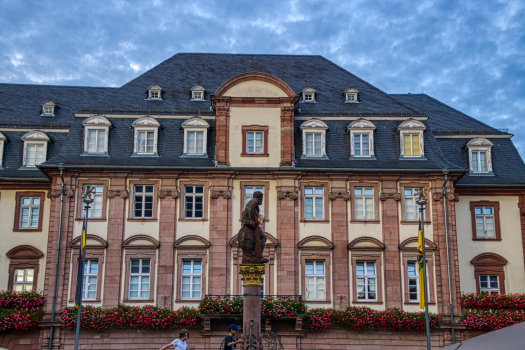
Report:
74,186,94,350
416,188,431,350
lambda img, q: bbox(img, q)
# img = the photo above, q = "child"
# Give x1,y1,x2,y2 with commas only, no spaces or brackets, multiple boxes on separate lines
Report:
160,329,189,350
223,324,243,350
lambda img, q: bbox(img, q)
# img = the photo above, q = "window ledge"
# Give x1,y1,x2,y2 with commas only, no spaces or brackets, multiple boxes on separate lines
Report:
301,154,329,160
350,220,381,224
241,153,269,157
181,153,208,158
75,218,107,222
398,156,427,161
144,98,163,101
176,299,201,303
349,155,377,160
122,299,155,303
400,220,431,225
300,219,330,223
300,100,317,103
352,300,383,304
472,238,502,242
190,99,206,102
178,218,208,222
81,153,109,157
344,101,360,104
404,301,436,305
131,153,159,157
13,228,43,233
304,300,330,304
468,171,495,176
127,218,158,222
18,167,40,170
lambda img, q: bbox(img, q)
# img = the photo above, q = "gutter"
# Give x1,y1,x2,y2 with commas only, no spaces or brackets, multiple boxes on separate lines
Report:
442,170,456,344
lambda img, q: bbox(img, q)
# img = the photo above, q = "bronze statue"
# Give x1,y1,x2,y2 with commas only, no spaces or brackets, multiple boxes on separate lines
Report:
238,191,268,264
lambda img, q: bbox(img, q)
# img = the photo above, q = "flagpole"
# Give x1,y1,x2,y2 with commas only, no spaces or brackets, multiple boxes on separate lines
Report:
418,190,431,350
74,187,94,350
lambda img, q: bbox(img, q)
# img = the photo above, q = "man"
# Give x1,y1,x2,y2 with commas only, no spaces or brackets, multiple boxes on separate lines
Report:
223,324,243,350
238,191,268,264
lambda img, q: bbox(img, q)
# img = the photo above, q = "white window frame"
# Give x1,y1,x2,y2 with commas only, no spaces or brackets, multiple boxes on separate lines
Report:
0,134,5,168
469,148,493,173
84,126,109,155
351,132,373,157
305,260,326,301
400,130,424,158
354,187,374,220
132,185,154,218
301,88,316,103
41,101,55,116
183,129,207,155
13,268,34,291
82,259,98,300
133,127,158,155
190,86,206,101
23,142,47,167
300,119,328,159
304,187,324,220
403,188,419,221
356,261,377,301
407,261,420,302
181,259,202,300
246,131,264,154
184,185,204,218
128,258,151,300
81,185,104,218
474,206,496,238
480,275,500,294
147,86,162,100
19,196,41,228
345,90,359,103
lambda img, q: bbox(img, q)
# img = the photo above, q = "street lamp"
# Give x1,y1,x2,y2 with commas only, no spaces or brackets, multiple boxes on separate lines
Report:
416,187,431,350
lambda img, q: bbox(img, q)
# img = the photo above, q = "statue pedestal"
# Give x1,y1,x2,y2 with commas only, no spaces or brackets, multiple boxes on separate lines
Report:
239,264,265,350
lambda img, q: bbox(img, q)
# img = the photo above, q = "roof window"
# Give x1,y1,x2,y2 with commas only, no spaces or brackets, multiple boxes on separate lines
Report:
41,101,56,116
301,88,316,103
397,119,426,160
190,86,205,101
146,85,162,100
467,138,494,175
344,88,359,103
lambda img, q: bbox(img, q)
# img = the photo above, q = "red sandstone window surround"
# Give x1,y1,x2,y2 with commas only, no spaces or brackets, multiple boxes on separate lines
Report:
127,180,159,221
175,251,207,303
350,252,383,304
179,180,209,221
241,125,269,157
123,250,157,303
76,179,108,221
349,182,380,223
399,183,431,225
6,245,43,292
402,253,435,305
469,201,501,241
13,191,45,232
471,253,507,294
300,182,329,223
69,250,105,303
300,252,331,303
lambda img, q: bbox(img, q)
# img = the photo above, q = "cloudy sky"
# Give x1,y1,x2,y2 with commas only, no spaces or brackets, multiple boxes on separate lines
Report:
1,0,524,154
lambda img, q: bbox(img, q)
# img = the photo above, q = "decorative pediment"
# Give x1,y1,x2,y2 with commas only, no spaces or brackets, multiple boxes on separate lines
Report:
191,86,205,92
82,115,111,126
301,87,316,94
347,119,376,130
297,236,334,250
300,118,328,130
0,131,5,141
397,119,426,130
42,101,56,107
21,130,49,141
399,237,437,251
122,235,160,249
344,88,359,94
471,253,508,266
174,235,211,249
467,138,493,147
348,237,385,251
147,85,162,91
181,117,210,128
131,116,160,127
70,234,108,248
6,245,44,259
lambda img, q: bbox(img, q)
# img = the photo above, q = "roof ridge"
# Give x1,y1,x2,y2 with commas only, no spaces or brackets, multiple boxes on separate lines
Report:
0,82,116,89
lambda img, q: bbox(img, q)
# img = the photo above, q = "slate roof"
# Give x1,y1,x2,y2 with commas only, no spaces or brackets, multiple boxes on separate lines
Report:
0,53,524,187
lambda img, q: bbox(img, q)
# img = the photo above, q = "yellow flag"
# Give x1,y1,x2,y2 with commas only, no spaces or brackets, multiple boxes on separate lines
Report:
417,222,425,309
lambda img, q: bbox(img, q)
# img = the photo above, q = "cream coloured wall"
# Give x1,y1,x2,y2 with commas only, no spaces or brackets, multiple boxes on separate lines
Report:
456,195,525,293
228,107,281,168
222,80,289,98
349,223,382,243
0,190,49,291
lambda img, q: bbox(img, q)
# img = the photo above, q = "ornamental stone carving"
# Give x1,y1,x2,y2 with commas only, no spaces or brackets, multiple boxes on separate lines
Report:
47,189,61,198
446,193,459,202
239,264,266,287
159,189,179,199
277,191,298,200
433,193,443,201
108,189,128,199
210,190,231,199
379,192,401,201
281,106,293,117
329,191,350,201
66,189,75,198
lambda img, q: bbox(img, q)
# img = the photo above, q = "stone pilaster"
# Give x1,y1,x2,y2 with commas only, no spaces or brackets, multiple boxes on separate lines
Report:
214,97,230,166
280,104,294,167
276,187,298,295
330,187,350,310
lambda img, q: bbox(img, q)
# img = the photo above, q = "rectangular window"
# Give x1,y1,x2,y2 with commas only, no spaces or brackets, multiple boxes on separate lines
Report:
133,185,154,218
404,188,418,221
304,93,313,101
475,206,495,238
244,186,264,216
137,131,155,154
407,262,419,301
181,260,202,300
129,259,150,299
81,185,104,218
82,260,98,300
347,94,355,102
472,151,487,172
305,260,325,300
354,133,370,156
19,197,40,228
43,106,54,115
193,92,202,100
305,133,322,156
184,186,204,218
403,134,420,156
87,129,106,153
12,268,34,291
25,144,45,166
354,187,374,220
304,187,323,220
186,131,204,154
150,91,159,99
356,261,377,301
480,275,499,294
246,131,264,153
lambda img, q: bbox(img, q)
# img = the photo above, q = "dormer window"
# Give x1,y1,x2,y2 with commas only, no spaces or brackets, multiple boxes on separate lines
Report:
344,88,359,103
131,117,160,156
82,116,111,155
21,131,49,168
146,85,162,100
0,132,5,168
300,119,328,159
182,117,209,157
190,86,205,101
301,88,316,103
347,119,376,160
41,101,56,116
397,119,426,160
467,138,494,175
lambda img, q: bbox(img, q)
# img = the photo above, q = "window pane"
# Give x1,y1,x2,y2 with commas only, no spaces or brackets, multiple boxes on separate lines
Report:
404,135,411,156
356,262,364,275
193,261,202,273
305,261,314,275
354,188,362,195
472,151,479,171
354,197,363,220
365,197,374,220
405,189,412,196
182,261,192,274
484,207,493,215
479,152,486,172
407,263,416,276
475,207,482,215
188,132,195,153
315,261,325,275
366,263,375,276
196,131,204,154
315,197,323,219
412,134,420,155
304,198,313,219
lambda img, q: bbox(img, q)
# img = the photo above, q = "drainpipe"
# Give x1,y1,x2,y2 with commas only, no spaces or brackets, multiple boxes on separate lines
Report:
442,170,456,344
48,163,66,350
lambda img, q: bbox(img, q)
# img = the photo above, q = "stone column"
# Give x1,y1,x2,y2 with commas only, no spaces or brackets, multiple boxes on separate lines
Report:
280,104,294,167
379,177,402,309
239,264,265,350
276,187,298,295
103,175,128,308
214,98,230,167
330,188,350,310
